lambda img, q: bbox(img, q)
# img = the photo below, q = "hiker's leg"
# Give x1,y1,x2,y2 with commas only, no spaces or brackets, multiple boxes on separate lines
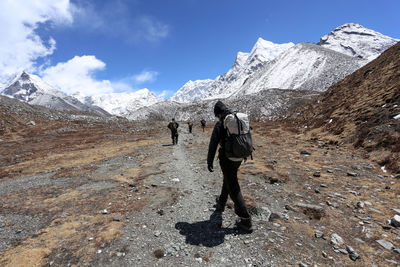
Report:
220,156,250,218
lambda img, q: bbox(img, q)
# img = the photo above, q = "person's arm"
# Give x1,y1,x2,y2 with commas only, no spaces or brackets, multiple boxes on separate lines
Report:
207,121,222,171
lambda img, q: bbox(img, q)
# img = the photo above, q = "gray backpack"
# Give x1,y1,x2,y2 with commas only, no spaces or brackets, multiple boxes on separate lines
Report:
223,113,254,159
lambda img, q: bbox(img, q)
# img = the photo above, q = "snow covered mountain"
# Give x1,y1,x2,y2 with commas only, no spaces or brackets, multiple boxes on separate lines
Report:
200,38,295,100
318,23,399,65
170,79,214,103
235,42,360,95
170,23,398,104
1,72,109,116
82,89,162,116
170,38,294,102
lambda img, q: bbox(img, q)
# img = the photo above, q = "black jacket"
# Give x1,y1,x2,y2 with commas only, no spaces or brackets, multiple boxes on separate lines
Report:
168,121,179,132
207,101,231,166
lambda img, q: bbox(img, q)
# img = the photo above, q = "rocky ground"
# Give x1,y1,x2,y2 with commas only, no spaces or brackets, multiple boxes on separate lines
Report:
1,118,399,266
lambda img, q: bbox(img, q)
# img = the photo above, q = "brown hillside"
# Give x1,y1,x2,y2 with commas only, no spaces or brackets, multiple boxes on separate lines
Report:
288,42,400,173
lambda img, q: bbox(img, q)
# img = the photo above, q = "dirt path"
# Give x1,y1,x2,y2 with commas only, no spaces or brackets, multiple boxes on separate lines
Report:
1,122,400,266
91,129,269,266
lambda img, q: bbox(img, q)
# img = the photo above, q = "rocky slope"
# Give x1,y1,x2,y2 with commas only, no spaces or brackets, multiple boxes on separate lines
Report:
287,41,400,173
129,89,318,122
1,72,110,116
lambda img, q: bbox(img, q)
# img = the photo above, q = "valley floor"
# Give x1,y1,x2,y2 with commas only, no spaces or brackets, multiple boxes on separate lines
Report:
0,120,399,266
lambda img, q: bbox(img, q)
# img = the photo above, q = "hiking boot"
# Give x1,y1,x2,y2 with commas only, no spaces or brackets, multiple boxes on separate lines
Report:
236,217,253,233
215,201,225,212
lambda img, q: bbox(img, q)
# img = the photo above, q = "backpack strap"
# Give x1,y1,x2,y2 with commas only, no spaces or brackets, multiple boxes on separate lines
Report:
234,113,242,134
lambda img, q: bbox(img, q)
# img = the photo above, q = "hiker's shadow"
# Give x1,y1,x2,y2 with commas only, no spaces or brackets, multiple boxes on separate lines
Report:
175,211,242,247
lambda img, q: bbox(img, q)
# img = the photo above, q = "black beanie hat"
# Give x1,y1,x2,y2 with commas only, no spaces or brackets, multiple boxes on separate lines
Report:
214,101,228,117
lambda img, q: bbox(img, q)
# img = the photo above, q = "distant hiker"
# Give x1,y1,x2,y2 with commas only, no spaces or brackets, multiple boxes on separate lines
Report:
167,118,179,145
200,119,206,132
187,121,193,133
207,101,254,233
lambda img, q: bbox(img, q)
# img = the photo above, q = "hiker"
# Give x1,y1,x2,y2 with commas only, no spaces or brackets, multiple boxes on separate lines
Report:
200,119,206,132
207,101,253,233
167,118,179,145
187,121,193,133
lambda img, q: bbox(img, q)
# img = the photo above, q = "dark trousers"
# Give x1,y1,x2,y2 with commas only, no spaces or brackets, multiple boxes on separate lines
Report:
218,153,250,218
171,131,178,144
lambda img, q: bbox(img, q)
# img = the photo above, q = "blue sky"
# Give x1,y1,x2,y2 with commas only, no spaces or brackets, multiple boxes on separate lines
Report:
1,0,399,97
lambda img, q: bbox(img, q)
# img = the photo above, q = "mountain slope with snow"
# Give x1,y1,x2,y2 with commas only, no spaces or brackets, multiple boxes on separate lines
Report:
200,38,295,100
170,38,294,102
318,23,399,65
170,79,214,103
236,42,360,95
83,89,162,116
1,72,110,116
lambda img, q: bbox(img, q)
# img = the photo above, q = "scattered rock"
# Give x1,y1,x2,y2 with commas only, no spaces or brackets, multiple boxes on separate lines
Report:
298,262,308,267
376,240,394,250
285,205,298,212
269,212,289,222
369,208,382,214
390,215,400,227
154,231,162,237
322,251,327,258
338,248,348,255
113,216,121,222
392,208,400,214
347,172,358,177
330,234,344,246
300,151,311,156
320,184,328,188
356,201,364,208
157,209,164,216
346,246,360,261
101,209,108,214
153,249,165,259
315,230,324,238
313,171,321,177
296,203,325,220
314,188,320,194
26,121,36,126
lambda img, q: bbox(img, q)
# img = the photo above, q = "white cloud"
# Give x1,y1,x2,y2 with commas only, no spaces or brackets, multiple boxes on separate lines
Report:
133,70,159,84
40,55,162,99
135,16,170,43
157,90,173,98
71,1,170,43
0,0,74,83
41,55,114,97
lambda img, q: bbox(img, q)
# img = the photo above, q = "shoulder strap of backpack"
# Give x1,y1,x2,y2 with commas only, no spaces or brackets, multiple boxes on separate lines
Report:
234,113,243,134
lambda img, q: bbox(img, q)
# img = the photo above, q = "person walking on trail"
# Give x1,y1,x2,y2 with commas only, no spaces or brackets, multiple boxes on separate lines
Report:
200,119,206,132
187,121,193,133
207,101,253,233
167,118,179,145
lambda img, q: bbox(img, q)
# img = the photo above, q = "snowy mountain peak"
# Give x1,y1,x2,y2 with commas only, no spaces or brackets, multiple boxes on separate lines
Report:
248,38,295,64
318,23,399,63
2,71,62,101
170,79,214,103
233,52,250,69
